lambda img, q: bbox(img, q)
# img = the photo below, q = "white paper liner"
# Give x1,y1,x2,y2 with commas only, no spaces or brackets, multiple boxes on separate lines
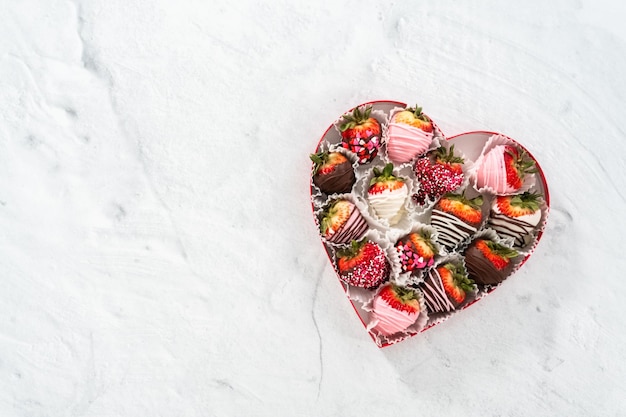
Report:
314,193,369,247
364,284,429,347
418,253,478,327
470,134,538,196
408,137,476,216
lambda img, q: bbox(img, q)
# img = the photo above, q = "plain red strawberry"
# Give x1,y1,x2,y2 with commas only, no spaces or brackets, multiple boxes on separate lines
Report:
336,239,389,289
503,145,537,190
436,193,483,226
496,192,541,218
475,239,519,270
339,105,382,164
437,263,474,304
378,283,420,314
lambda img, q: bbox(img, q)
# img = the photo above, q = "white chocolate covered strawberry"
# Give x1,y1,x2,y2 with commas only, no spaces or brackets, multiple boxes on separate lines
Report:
367,163,408,226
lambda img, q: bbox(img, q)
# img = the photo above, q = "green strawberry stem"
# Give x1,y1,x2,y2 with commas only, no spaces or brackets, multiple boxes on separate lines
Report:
484,241,519,259
336,239,367,259
370,163,404,186
434,145,464,164
442,192,483,210
309,152,328,175
509,191,542,211
407,105,430,122
339,105,373,132
443,263,474,293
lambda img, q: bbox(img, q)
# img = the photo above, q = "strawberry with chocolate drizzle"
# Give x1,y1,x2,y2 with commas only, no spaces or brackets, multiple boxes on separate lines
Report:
319,199,368,245
339,105,382,164
413,145,465,206
488,192,543,248
430,193,483,249
421,262,475,313
395,230,438,272
371,283,421,336
386,105,434,164
336,239,390,289
310,151,355,194
464,239,520,286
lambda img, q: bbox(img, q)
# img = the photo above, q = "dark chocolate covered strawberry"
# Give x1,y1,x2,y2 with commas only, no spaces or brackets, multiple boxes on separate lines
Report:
310,151,355,194
430,193,483,249
421,262,475,313
413,145,465,206
336,239,390,289
395,230,437,272
319,199,368,245
487,192,543,247
464,239,520,286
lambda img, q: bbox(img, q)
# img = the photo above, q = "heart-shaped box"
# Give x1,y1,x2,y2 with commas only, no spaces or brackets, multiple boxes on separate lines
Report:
310,100,550,348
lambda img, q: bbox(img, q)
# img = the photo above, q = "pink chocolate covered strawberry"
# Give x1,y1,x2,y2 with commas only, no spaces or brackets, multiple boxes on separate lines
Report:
386,105,434,164
476,144,537,193
413,145,465,206
430,193,483,249
371,283,421,336
336,239,390,289
339,105,382,164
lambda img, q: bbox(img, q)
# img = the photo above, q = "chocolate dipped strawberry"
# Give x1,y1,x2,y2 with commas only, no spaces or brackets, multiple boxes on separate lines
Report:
310,151,355,194
413,145,465,206
464,239,520,286
476,144,537,193
386,105,434,164
336,239,390,289
395,230,438,272
367,163,408,226
430,193,483,249
421,262,475,313
339,105,382,164
371,283,421,336
487,192,543,248
319,199,368,245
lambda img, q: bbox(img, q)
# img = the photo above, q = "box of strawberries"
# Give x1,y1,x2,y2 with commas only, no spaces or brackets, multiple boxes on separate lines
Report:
309,100,549,347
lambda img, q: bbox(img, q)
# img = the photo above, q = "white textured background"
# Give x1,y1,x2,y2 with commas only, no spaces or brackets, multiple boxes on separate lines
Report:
1,0,625,416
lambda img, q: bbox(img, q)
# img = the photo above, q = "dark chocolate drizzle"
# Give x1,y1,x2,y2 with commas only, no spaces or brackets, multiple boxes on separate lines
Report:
487,211,535,247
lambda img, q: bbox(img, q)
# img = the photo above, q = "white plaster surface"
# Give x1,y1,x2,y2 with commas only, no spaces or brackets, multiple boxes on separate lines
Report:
1,0,625,415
